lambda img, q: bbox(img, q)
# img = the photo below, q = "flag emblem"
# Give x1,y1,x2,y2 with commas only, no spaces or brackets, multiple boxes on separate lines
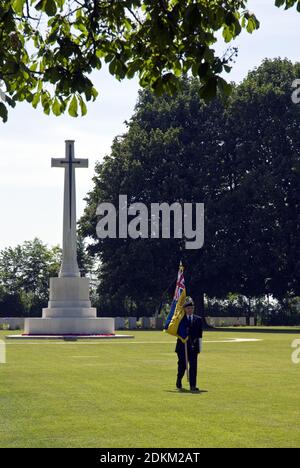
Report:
164,263,188,343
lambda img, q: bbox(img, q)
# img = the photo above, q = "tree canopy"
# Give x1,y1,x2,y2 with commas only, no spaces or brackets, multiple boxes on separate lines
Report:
0,236,97,316
0,0,299,121
0,238,61,316
79,58,300,316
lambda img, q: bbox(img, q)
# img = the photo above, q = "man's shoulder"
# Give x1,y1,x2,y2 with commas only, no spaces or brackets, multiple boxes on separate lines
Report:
194,315,203,326
194,314,202,321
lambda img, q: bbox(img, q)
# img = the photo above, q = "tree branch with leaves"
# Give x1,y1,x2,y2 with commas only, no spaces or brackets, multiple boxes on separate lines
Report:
0,0,298,122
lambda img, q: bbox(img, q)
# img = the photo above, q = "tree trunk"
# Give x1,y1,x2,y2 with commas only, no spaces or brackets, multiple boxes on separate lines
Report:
192,290,211,328
246,297,251,326
192,290,204,316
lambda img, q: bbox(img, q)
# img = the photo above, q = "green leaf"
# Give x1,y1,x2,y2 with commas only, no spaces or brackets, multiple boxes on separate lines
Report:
12,0,25,15
224,12,236,26
30,62,38,72
246,17,257,33
199,78,217,101
41,91,51,114
35,0,57,16
0,102,8,123
91,88,98,100
45,0,57,15
56,0,64,9
123,18,132,31
52,98,61,116
126,60,143,79
198,62,209,79
35,0,45,11
5,95,16,109
79,97,87,116
68,95,78,117
109,58,117,75
222,25,233,43
217,77,232,97
32,92,40,109
173,60,182,77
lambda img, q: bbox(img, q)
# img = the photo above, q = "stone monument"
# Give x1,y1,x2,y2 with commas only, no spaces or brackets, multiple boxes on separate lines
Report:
23,140,114,336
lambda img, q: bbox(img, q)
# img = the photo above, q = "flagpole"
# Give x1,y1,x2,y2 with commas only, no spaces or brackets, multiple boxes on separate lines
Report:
184,341,189,382
181,261,189,382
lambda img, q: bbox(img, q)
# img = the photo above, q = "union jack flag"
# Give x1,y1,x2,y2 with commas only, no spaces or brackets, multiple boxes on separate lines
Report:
164,263,188,343
174,268,185,301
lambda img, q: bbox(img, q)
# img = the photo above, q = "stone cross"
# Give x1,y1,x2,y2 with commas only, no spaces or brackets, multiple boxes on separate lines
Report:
52,140,88,278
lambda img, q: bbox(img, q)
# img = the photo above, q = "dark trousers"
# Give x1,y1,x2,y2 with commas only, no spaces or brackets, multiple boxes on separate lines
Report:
177,349,198,388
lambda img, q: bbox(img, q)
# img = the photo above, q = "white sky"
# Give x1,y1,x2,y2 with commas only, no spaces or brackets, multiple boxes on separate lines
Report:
0,0,299,250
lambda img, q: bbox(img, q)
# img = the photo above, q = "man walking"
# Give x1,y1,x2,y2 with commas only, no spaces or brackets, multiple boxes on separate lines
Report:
175,297,203,392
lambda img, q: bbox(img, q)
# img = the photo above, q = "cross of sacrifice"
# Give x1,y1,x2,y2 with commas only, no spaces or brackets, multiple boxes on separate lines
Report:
52,140,88,278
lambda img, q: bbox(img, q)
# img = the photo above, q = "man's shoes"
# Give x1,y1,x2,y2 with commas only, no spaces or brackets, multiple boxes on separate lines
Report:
176,379,182,390
190,387,200,393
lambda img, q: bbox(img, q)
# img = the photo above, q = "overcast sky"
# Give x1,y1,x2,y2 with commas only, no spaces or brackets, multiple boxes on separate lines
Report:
0,0,299,250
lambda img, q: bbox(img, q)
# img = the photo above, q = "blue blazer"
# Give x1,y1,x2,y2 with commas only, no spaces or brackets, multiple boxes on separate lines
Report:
175,314,203,354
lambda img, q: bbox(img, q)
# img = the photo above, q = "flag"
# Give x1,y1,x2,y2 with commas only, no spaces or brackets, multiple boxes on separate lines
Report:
164,263,188,343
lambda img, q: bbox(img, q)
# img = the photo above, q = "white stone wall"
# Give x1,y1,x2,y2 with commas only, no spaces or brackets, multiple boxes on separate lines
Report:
206,317,249,327
206,317,256,326
0,316,255,330
127,317,137,329
140,317,151,329
0,318,25,330
115,317,126,330
150,317,164,330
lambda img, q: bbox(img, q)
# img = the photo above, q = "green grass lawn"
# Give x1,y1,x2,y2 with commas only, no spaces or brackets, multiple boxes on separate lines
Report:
0,328,299,448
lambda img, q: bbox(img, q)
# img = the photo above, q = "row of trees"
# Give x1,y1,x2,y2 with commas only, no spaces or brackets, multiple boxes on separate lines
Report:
79,58,300,322
0,238,60,316
1,234,298,323
0,237,93,316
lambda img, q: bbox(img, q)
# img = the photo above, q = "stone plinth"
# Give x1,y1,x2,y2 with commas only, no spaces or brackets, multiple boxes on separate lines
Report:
43,277,96,318
24,277,114,336
24,317,114,335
